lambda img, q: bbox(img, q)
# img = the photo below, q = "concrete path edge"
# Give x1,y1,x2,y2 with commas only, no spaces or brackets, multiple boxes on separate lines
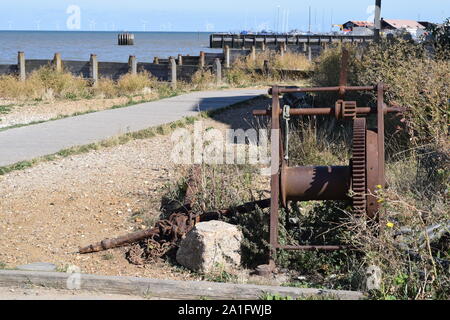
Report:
0,270,365,300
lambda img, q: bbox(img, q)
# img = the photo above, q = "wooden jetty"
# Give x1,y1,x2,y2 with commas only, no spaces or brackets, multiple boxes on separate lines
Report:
210,33,374,49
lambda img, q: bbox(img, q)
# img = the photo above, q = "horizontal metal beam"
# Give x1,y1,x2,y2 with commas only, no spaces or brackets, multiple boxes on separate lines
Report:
253,106,404,117
277,245,351,251
269,86,377,95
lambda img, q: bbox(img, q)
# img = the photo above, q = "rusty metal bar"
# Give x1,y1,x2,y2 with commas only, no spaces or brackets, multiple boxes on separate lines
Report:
268,86,376,95
377,83,386,192
200,198,271,221
269,86,281,266
339,48,349,98
278,245,351,251
79,228,159,254
253,106,404,117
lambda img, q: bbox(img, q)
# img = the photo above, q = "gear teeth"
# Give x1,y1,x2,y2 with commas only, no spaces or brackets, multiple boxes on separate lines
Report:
352,118,367,215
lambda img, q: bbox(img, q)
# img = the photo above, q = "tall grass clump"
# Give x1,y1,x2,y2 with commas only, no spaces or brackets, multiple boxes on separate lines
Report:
0,66,90,100
226,50,312,86
190,69,217,90
236,50,311,71
0,66,176,101
313,41,449,151
116,71,157,95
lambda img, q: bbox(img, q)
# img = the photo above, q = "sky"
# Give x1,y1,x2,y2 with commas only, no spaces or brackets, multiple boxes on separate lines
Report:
0,0,449,32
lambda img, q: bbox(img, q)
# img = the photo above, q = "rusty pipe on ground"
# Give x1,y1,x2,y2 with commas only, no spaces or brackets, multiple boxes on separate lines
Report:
79,198,271,254
79,228,159,254
200,198,271,221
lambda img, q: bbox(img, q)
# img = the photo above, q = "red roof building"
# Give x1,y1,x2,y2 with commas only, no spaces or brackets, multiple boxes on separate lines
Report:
342,21,375,32
381,19,426,30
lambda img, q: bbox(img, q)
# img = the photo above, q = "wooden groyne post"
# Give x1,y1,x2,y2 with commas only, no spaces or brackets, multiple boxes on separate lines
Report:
263,60,270,76
250,46,256,62
53,53,62,72
278,45,285,57
90,54,98,86
224,45,230,68
169,57,177,89
213,58,222,85
128,55,137,75
18,51,26,81
199,51,205,68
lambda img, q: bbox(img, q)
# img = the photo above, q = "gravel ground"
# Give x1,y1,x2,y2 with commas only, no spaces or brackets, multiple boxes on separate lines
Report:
0,97,270,281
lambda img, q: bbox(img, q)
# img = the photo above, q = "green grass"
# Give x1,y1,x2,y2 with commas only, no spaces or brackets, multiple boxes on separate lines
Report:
282,281,327,289
0,104,15,115
102,253,115,261
260,291,345,300
260,292,294,300
201,263,239,283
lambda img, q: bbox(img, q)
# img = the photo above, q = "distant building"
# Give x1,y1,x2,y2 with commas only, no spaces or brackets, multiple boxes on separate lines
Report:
381,19,426,39
340,18,431,39
342,21,374,32
381,19,426,31
417,21,437,29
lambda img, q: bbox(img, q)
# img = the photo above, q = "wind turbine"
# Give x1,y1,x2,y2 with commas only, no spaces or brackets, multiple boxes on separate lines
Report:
35,20,41,31
89,19,96,31
276,5,280,33
141,20,148,32
286,9,290,33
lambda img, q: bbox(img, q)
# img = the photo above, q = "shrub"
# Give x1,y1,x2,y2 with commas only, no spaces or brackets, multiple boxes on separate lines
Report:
225,50,312,86
190,69,216,90
427,17,450,52
0,66,90,100
116,71,156,95
310,40,449,299
94,78,118,98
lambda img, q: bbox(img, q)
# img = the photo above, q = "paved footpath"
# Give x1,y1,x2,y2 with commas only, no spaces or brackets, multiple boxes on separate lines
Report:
0,88,265,167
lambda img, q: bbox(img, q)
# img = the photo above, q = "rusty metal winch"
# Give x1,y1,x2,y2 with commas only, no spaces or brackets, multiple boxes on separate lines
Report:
252,49,404,273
